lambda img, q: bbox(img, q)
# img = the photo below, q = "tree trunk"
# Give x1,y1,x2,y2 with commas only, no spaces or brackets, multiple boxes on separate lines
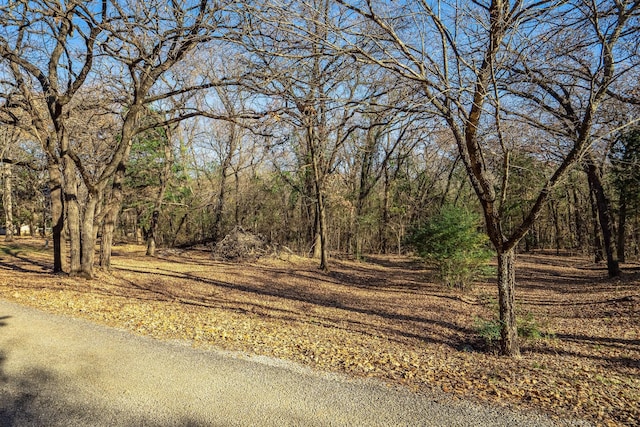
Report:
346,203,355,257
497,248,520,357
550,199,561,255
617,190,627,263
234,168,241,227
440,156,460,207
100,162,126,270
146,210,159,256
49,163,65,273
353,198,364,259
170,212,188,247
63,156,82,275
309,141,329,270
100,212,115,270
312,207,322,259
146,133,172,256
589,184,604,263
585,157,620,276
634,204,639,258
211,127,237,243
80,195,98,278
211,162,230,243
2,163,14,242
316,193,329,271
135,209,143,244
572,188,586,252
380,167,390,255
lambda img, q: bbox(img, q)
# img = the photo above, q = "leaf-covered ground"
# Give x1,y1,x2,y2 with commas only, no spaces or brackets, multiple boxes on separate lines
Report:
0,238,638,426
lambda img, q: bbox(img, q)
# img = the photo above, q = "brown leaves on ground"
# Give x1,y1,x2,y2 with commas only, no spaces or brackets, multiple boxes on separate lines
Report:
0,238,638,426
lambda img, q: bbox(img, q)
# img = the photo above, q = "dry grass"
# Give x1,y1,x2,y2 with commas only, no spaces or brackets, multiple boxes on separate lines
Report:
0,237,638,426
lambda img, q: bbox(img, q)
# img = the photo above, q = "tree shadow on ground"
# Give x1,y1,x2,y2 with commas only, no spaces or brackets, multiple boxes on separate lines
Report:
0,316,52,425
112,263,474,349
0,320,206,426
0,245,52,273
104,252,640,368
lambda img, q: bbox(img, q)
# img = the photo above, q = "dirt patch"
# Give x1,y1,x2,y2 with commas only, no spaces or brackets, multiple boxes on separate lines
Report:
0,238,638,426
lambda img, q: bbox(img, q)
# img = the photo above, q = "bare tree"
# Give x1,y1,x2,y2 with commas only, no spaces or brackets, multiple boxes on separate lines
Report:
344,103,426,257
242,0,369,270
330,0,638,355
142,125,175,256
96,0,242,271
0,0,106,273
505,0,640,276
201,83,253,244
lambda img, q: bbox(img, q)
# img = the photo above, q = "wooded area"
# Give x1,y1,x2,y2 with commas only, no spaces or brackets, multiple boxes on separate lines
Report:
0,0,638,357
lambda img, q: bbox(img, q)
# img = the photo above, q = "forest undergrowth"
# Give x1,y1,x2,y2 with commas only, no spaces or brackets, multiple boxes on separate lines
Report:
0,238,637,426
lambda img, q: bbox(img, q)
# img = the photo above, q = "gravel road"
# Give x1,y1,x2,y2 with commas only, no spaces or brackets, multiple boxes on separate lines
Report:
0,299,587,426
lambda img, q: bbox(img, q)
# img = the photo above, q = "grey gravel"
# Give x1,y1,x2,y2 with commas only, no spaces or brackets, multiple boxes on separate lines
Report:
0,299,591,426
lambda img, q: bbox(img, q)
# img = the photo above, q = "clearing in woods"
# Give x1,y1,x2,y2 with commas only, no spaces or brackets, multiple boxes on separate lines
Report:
0,238,637,426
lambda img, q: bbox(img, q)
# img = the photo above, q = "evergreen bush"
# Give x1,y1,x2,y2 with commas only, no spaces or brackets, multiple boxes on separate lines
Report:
407,206,493,290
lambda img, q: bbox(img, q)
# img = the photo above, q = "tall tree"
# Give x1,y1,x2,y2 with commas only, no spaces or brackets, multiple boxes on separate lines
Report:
333,0,639,355
242,0,363,270
0,0,106,273
96,0,242,272
506,0,640,276
584,152,619,274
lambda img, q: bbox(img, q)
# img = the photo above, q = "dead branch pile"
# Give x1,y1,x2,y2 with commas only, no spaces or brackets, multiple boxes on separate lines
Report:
212,226,267,261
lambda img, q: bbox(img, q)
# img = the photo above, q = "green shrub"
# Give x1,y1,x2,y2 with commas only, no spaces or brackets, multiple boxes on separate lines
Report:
474,316,502,346
474,312,552,351
406,206,493,290
517,312,548,340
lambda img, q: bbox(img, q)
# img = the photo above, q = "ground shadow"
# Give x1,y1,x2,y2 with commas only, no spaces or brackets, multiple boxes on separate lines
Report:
0,245,51,273
0,340,206,426
112,263,474,349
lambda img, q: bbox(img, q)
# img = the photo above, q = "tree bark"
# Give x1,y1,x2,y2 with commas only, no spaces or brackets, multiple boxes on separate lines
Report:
588,183,605,263
146,210,159,256
316,193,329,271
234,168,241,228
100,212,115,269
380,166,391,254
100,161,127,269
2,163,14,242
634,204,639,258
584,157,620,276
346,203,355,257
497,248,519,357
353,198,364,258
550,199,561,255
170,212,188,247
80,194,98,278
307,123,329,271
617,190,627,263
99,119,136,269
572,188,586,252
48,162,65,273
63,155,82,275
312,213,322,259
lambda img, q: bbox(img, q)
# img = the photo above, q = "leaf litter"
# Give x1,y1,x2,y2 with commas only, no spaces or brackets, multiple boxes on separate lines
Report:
0,239,638,426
